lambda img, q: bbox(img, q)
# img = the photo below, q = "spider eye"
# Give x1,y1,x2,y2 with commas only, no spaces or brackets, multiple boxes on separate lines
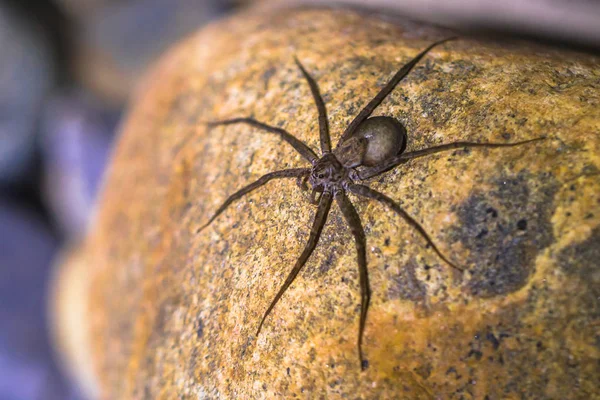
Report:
318,173,325,179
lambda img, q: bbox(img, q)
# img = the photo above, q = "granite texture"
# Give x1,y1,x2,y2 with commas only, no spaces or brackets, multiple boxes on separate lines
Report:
59,6,599,399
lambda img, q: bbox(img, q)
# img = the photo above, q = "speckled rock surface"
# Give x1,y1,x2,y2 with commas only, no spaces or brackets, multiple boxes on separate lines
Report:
62,6,600,399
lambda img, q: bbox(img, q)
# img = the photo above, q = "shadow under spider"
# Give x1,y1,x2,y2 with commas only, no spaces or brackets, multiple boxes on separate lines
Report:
198,37,545,370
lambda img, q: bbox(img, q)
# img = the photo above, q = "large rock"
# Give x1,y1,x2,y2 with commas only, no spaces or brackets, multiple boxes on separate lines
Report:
55,5,600,399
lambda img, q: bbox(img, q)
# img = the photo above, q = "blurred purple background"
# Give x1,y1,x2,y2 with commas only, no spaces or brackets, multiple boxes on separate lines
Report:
0,1,236,398
0,0,598,399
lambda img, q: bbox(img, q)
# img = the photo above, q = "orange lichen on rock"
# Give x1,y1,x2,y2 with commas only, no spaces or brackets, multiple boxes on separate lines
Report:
54,5,600,399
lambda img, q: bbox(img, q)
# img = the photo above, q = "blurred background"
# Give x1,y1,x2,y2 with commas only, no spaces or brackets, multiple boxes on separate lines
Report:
0,1,241,398
0,0,597,399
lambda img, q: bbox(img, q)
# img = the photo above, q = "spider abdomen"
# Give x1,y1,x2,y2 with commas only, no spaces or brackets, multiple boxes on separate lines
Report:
336,116,407,167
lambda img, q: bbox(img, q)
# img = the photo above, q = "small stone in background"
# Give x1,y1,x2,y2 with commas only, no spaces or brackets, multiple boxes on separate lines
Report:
69,0,232,104
41,92,118,238
0,201,81,400
0,3,54,187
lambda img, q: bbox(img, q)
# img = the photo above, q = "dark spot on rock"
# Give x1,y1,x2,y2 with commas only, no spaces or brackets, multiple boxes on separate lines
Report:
361,359,369,370
476,228,488,239
414,363,432,379
240,336,252,357
387,261,426,302
486,207,498,218
384,237,390,246
448,171,556,297
319,252,337,274
195,317,204,339
262,66,276,90
536,341,544,351
467,349,483,361
308,347,316,362
557,226,600,302
486,332,500,350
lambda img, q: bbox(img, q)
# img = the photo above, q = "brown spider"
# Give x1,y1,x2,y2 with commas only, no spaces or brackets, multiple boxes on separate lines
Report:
199,37,543,370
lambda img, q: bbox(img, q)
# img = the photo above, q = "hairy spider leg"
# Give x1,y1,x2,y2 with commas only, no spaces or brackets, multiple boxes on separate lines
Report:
294,57,331,154
197,168,310,233
335,191,370,370
337,37,458,147
207,118,319,163
347,184,463,271
358,137,546,180
257,191,333,336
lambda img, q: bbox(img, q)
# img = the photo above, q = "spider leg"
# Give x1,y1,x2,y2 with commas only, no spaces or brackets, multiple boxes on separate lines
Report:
197,168,310,233
335,191,370,371
358,137,546,180
294,57,331,154
347,184,463,272
337,37,457,147
207,118,319,163
399,137,546,161
256,191,333,336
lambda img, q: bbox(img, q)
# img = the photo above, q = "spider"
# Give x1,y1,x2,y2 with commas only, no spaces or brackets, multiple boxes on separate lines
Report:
199,37,543,370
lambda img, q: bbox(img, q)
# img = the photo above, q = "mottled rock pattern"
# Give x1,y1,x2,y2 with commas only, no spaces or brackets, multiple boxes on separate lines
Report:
63,6,599,399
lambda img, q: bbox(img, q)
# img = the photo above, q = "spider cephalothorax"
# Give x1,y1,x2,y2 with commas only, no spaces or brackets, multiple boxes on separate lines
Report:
309,153,349,193
199,37,544,370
